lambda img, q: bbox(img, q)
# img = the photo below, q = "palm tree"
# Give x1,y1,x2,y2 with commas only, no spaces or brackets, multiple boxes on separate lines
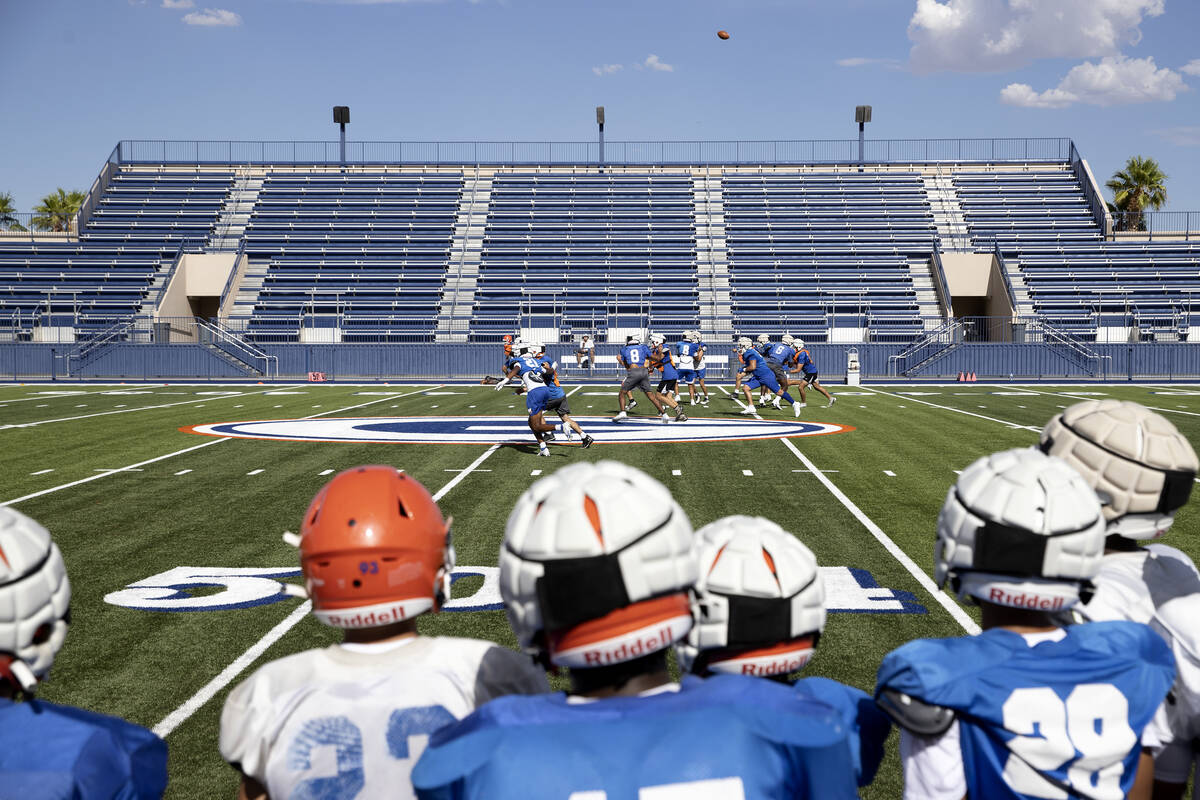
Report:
1106,156,1168,232
31,188,85,232
0,192,22,231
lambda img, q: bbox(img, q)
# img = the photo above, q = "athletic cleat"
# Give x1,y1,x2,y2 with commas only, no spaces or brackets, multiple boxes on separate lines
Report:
537,447,551,457
772,397,782,410
794,402,802,417
581,435,594,449
828,396,836,407
661,413,671,425
741,406,755,415
543,432,556,443
674,410,688,422
627,398,638,410
799,402,807,409
701,398,710,406
613,411,628,423
561,421,574,441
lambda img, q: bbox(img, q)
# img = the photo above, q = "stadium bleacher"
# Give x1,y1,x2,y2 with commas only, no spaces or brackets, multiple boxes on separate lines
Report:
1,142,1197,348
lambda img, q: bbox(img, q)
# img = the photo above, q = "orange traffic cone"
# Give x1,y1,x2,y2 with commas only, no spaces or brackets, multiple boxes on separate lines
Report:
958,371,965,382
970,372,977,382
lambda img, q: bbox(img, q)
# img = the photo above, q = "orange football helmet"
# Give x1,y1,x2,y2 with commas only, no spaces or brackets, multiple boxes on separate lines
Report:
300,466,452,629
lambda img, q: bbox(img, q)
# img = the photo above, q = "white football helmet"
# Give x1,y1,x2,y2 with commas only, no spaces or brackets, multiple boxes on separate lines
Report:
793,339,806,350
500,461,698,668
736,336,752,349
936,448,1106,611
689,331,703,344
780,334,795,346
1041,400,1197,540
649,332,666,346
756,333,771,345
626,333,642,345
0,508,71,693
677,516,825,678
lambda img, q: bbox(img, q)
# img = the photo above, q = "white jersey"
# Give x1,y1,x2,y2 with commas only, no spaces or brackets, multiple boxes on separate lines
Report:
219,636,549,799
1078,544,1200,749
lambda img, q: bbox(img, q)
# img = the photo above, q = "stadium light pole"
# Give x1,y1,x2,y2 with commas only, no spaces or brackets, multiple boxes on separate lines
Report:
333,106,350,165
855,105,872,171
596,106,605,170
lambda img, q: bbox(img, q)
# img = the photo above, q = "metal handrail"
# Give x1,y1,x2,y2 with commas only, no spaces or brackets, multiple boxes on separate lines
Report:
218,239,249,312
929,249,952,315
196,317,277,377
993,245,1018,315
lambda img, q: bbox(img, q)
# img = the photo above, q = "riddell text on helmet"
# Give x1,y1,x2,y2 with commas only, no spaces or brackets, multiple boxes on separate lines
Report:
326,606,406,627
989,587,1068,610
739,654,813,677
581,626,676,666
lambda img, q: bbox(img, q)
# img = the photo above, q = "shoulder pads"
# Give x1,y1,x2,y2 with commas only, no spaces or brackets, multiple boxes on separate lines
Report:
875,688,955,736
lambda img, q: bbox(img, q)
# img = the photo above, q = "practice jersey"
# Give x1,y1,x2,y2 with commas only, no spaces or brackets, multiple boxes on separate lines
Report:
794,676,890,788
510,355,550,392
654,347,679,380
877,623,1174,800
412,674,858,800
695,341,708,373
1076,543,1200,747
620,343,652,370
220,636,549,800
795,349,816,373
766,343,797,365
0,697,167,800
741,348,772,379
674,341,698,371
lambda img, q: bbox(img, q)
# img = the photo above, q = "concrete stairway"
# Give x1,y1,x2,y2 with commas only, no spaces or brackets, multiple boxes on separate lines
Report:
436,171,492,343
693,171,734,339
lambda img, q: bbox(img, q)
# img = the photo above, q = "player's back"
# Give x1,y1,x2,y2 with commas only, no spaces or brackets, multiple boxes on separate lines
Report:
412,674,858,800
220,635,548,800
0,697,167,800
767,343,795,364
794,676,890,787
877,622,1174,800
1079,543,1200,743
620,343,650,368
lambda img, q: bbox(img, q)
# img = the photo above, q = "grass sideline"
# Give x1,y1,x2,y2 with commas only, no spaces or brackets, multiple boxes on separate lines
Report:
2,381,1198,798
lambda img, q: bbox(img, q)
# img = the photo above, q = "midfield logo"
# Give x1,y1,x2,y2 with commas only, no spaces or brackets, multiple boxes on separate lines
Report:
104,566,926,615
182,415,854,445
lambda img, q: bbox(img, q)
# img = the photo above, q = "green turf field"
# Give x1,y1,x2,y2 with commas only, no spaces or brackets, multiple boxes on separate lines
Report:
3,380,1199,798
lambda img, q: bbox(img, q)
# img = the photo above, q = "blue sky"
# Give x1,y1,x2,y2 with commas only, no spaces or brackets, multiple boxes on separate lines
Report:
2,0,1198,212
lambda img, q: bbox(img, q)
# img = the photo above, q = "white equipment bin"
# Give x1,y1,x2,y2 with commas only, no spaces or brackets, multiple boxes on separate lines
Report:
846,347,861,386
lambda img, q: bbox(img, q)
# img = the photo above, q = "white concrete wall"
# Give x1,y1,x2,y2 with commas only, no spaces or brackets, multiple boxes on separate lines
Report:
940,253,993,297
183,253,237,296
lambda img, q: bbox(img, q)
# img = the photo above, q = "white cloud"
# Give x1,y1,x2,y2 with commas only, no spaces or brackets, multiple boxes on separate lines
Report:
836,57,901,69
643,54,674,72
1001,55,1186,108
1153,126,1200,146
592,63,623,76
1182,59,1200,76
182,7,242,25
908,0,1165,73
162,0,195,7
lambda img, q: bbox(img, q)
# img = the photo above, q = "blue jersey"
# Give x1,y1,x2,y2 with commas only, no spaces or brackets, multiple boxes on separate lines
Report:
0,698,167,800
795,349,815,373
794,677,890,788
741,349,772,379
412,674,858,800
766,343,797,365
619,343,652,369
876,622,1174,800
513,355,547,384
654,347,679,380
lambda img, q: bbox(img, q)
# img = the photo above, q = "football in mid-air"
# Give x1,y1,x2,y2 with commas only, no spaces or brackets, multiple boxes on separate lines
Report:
717,30,730,40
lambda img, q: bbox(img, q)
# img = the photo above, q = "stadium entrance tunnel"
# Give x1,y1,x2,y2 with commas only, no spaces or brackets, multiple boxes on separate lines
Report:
182,416,854,444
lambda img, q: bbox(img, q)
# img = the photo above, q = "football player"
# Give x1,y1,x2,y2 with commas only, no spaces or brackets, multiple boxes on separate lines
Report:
496,342,586,455
675,330,702,405
648,332,680,402
614,333,686,424
875,448,1176,800
0,507,168,797
735,336,802,416
411,461,860,799
691,330,711,405
790,340,835,407
219,467,549,800
676,515,892,789
1040,400,1200,798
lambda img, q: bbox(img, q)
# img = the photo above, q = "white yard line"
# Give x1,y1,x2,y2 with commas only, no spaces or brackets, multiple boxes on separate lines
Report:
0,386,299,430
859,386,1040,432
0,387,141,404
0,387,437,508
151,439,502,739
778,437,979,634
565,385,583,397
152,600,313,739
1002,385,1200,419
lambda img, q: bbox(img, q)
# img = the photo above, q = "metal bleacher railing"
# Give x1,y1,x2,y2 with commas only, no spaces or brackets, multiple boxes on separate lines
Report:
1110,211,1200,241
112,138,1076,166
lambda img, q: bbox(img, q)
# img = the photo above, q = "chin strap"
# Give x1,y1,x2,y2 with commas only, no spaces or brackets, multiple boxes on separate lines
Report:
0,655,39,697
